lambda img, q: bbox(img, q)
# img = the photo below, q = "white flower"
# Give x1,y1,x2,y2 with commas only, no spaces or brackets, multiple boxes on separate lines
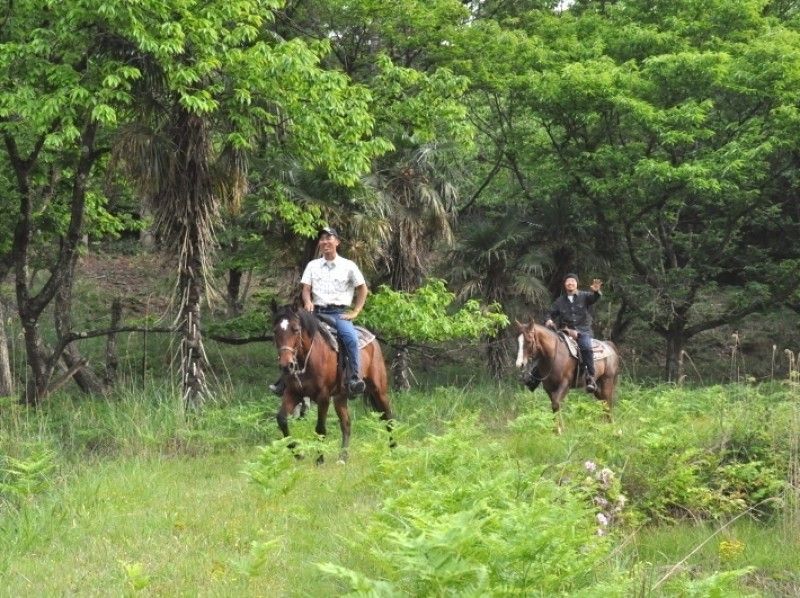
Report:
593,496,609,508
584,460,597,472
598,467,614,488
596,512,609,526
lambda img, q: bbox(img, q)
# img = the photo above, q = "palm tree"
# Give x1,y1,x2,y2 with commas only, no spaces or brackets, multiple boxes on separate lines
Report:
370,144,460,389
447,215,551,379
114,106,246,406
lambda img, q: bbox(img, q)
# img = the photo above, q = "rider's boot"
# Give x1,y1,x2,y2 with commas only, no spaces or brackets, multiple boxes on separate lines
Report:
580,347,597,393
269,377,285,396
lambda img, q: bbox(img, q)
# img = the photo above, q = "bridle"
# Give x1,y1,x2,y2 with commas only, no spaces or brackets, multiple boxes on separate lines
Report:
525,324,558,382
277,319,316,383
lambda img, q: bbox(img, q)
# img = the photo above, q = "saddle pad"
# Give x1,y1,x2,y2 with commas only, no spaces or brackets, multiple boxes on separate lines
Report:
318,322,375,352
560,334,614,361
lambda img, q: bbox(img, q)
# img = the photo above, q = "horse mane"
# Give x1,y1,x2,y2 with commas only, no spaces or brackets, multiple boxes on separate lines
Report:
298,309,320,338
272,305,321,339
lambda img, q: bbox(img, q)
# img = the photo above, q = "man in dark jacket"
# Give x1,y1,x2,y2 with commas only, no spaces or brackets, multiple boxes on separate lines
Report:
544,273,603,392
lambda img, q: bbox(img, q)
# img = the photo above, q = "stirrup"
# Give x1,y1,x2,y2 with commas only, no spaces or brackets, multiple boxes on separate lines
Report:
585,375,597,393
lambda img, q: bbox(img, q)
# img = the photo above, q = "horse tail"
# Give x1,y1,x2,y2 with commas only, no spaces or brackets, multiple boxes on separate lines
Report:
362,340,392,416
602,340,622,379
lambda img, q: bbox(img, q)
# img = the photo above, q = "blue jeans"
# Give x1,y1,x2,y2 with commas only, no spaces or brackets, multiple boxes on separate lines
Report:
317,308,361,379
577,332,595,377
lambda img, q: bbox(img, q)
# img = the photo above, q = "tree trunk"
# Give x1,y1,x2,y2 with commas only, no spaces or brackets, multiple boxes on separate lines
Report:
180,255,209,407
486,332,508,380
0,299,14,396
139,205,157,252
21,321,50,404
392,344,412,392
226,267,243,317
664,325,686,383
54,253,105,395
105,298,122,387
8,121,99,404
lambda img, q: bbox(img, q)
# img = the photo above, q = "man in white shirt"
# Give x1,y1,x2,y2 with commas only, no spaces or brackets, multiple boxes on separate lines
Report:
271,227,368,395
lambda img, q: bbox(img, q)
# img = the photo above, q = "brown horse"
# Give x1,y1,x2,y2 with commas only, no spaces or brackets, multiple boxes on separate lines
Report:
271,304,394,463
515,319,620,431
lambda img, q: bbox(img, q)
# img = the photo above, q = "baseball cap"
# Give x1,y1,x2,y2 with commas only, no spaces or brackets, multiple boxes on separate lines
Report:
318,226,340,239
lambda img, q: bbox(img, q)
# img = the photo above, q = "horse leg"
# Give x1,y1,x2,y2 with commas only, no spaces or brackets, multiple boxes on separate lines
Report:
315,398,330,465
548,383,570,435
333,397,351,464
276,394,302,457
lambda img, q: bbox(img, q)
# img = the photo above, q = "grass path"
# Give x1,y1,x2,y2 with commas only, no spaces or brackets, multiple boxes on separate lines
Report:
3,449,383,596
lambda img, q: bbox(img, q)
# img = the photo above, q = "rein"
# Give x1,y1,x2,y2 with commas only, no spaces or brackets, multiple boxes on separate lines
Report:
280,330,316,383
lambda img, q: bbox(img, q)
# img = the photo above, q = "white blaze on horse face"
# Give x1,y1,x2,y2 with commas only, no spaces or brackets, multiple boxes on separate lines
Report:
516,334,526,368
279,318,289,331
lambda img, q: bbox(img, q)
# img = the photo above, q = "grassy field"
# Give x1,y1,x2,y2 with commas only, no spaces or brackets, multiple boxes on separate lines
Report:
1,378,799,596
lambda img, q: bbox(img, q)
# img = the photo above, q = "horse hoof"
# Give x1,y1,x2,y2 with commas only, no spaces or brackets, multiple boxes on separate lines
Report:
315,454,325,466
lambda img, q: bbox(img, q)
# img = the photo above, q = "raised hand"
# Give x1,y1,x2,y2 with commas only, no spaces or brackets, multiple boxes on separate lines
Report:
590,278,603,292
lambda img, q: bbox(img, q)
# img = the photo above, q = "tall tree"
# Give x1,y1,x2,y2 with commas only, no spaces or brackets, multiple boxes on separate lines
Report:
1,0,390,403
274,0,475,387
107,0,391,404
523,0,800,379
447,215,550,378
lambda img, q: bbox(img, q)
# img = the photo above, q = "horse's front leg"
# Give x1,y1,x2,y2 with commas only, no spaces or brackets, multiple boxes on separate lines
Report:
333,397,351,464
548,383,570,435
276,393,302,456
315,398,330,465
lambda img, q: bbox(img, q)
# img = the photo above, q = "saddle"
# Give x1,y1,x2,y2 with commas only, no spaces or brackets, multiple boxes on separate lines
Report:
314,314,376,352
558,332,614,363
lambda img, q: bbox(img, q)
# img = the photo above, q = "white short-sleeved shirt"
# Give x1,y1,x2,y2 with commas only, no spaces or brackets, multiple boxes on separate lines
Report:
300,255,366,307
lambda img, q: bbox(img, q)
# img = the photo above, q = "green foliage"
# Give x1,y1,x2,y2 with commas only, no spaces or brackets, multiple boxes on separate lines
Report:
230,539,279,578
0,447,56,509
318,415,627,595
243,436,305,497
121,561,152,592
359,278,508,343
205,311,271,338
511,384,791,524
372,54,474,151
0,381,792,594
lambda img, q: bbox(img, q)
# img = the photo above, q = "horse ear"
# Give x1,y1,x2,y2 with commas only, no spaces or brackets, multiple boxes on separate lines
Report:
270,298,278,314
291,294,304,311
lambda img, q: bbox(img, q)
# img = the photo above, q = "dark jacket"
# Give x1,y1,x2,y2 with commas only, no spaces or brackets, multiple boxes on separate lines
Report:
547,290,601,334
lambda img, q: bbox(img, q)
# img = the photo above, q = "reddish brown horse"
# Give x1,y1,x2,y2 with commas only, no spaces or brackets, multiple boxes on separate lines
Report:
516,319,620,430
271,304,393,462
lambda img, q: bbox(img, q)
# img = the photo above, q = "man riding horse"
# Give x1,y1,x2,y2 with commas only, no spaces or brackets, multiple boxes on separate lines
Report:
526,273,603,393
270,226,368,397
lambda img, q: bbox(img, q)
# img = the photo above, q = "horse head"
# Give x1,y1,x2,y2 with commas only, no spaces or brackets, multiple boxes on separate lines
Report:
515,318,540,368
271,304,319,375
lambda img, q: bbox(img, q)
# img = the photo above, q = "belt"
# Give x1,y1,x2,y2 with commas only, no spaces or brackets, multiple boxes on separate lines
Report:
315,304,348,311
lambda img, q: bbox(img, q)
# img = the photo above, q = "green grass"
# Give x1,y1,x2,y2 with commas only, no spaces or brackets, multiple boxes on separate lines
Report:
1,380,798,595
633,518,800,596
